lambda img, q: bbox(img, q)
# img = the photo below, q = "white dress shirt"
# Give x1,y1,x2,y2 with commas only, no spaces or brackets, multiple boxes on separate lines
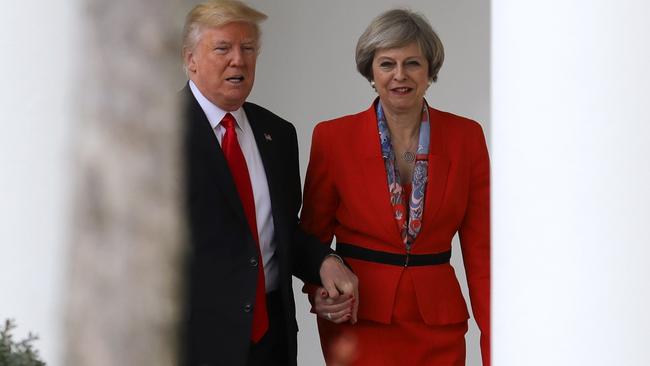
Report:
189,80,278,292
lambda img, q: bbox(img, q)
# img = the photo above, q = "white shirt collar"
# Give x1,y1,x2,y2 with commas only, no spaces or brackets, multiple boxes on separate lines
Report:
188,80,247,131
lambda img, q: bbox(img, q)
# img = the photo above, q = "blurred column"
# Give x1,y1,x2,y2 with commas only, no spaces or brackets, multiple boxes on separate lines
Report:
492,1,650,365
65,0,188,365
0,0,77,365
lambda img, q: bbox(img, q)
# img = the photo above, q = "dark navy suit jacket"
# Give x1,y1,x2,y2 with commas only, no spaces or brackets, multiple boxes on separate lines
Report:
181,85,331,366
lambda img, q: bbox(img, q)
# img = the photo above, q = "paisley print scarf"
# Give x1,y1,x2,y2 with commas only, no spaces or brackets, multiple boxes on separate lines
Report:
376,101,430,250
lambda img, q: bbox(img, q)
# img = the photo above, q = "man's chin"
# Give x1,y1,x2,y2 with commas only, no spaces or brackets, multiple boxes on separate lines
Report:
207,91,250,111
220,97,248,111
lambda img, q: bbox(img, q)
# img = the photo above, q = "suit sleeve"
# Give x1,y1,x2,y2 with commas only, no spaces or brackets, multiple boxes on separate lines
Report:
300,123,339,244
458,123,491,366
287,124,333,285
298,123,340,294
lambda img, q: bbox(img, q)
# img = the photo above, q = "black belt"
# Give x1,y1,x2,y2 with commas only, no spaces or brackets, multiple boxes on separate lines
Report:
336,242,451,267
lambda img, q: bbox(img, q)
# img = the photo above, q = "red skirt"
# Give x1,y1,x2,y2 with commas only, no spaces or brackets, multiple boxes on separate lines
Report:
317,269,468,365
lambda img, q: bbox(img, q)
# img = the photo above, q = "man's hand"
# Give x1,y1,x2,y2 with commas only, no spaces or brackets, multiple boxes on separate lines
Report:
319,256,358,324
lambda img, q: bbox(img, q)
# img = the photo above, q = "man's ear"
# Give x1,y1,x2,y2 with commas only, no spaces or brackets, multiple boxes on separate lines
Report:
183,47,197,74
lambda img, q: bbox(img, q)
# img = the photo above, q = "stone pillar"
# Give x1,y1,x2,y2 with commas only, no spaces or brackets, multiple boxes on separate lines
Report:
65,1,189,365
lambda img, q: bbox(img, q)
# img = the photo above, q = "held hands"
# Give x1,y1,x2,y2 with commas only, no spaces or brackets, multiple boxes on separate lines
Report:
318,256,359,324
313,286,355,324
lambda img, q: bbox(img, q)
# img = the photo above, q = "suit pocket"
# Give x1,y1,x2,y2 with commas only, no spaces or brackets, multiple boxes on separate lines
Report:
410,264,470,325
348,259,404,324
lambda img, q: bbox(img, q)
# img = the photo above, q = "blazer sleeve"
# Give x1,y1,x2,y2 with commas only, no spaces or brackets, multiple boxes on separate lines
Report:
458,123,491,366
298,122,341,297
300,122,340,245
286,124,333,285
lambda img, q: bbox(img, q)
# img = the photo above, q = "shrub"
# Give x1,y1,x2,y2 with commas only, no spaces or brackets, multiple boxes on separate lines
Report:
0,319,46,366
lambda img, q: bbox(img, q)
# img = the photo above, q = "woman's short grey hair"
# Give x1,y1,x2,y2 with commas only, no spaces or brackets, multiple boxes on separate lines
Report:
355,8,444,82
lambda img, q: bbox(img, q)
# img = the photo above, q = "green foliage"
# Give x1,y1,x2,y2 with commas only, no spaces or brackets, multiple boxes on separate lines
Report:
0,319,46,366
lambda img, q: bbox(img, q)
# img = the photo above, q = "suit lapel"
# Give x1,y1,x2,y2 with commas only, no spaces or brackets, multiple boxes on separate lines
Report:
416,107,451,241
358,103,452,247
242,103,283,230
358,104,405,246
184,86,248,225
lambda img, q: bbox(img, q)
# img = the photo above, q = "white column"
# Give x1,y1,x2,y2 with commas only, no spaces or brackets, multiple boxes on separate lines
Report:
492,1,650,365
0,1,77,365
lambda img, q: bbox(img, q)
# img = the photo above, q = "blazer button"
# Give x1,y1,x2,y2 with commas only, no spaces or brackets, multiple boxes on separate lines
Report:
249,257,258,267
244,303,253,312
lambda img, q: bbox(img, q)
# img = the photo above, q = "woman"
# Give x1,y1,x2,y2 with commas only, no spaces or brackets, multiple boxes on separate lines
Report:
300,8,490,366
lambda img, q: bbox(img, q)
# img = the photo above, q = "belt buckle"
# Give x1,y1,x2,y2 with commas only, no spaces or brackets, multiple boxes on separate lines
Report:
404,252,410,267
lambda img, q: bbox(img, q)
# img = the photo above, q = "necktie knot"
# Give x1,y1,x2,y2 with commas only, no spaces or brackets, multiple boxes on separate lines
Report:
221,113,236,130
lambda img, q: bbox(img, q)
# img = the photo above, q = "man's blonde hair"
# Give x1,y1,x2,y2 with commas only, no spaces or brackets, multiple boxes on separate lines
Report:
182,0,267,72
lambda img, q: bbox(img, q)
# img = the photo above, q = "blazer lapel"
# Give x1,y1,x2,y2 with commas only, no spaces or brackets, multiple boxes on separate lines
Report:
358,103,451,247
184,85,248,225
417,107,451,241
358,104,405,246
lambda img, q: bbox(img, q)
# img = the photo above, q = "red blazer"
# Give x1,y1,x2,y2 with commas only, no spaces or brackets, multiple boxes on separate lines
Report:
301,101,490,364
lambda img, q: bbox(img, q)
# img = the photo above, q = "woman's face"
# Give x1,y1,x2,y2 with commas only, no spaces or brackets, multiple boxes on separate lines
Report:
371,41,430,115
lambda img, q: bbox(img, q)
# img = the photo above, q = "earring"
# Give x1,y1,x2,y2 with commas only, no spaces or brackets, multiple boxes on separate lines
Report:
427,79,433,87
370,80,376,91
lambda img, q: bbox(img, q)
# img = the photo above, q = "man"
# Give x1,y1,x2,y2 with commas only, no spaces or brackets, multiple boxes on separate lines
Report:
180,1,358,365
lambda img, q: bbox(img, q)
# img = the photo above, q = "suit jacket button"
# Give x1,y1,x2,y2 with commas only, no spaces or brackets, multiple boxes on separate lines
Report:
244,303,253,312
249,257,258,267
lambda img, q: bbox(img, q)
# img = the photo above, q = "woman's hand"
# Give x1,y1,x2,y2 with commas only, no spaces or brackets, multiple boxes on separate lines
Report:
313,286,355,324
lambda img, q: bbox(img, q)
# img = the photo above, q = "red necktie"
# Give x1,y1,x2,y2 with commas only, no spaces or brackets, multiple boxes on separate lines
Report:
220,113,268,342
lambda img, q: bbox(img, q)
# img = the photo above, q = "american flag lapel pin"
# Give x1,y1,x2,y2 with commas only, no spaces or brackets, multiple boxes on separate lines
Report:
264,133,272,142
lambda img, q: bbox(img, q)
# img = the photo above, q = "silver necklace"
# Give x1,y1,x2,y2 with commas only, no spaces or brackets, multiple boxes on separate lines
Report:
392,125,419,164
402,151,416,163
400,138,418,163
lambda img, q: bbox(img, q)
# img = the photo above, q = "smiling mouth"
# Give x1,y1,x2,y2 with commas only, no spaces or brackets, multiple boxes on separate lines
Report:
391,87,412,94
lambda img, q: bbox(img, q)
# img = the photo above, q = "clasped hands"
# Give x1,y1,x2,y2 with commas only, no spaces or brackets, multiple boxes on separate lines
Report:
317,256,359,324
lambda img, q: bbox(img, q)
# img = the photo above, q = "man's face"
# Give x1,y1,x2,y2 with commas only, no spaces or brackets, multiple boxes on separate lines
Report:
185,22,258,111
